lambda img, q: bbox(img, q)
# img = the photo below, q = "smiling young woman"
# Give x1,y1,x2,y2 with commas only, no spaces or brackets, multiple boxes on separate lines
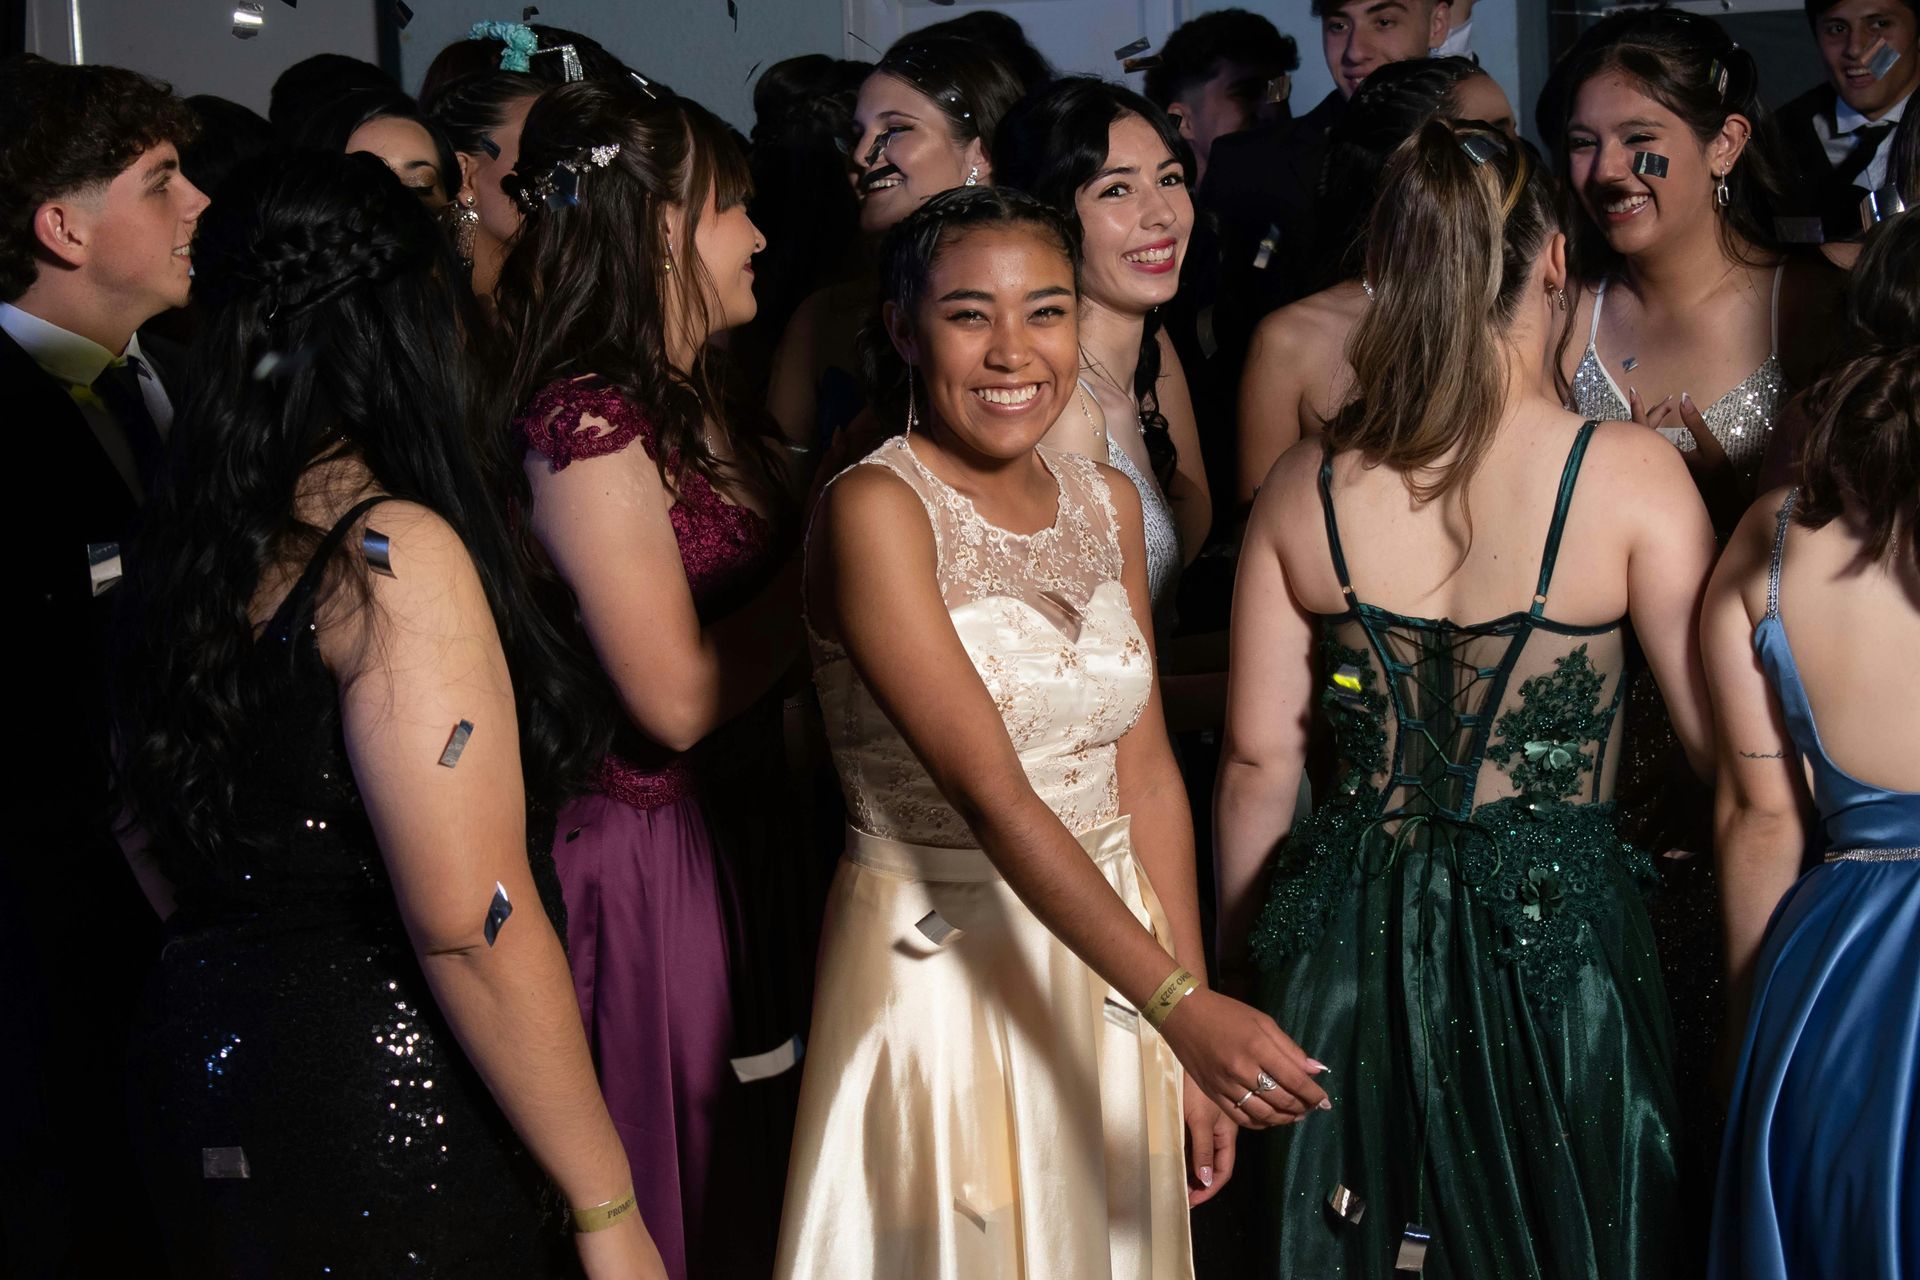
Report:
777,186,1327,1280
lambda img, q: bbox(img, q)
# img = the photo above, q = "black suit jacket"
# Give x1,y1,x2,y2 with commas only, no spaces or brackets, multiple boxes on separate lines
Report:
1776,82,1876,244
0,324,164,1274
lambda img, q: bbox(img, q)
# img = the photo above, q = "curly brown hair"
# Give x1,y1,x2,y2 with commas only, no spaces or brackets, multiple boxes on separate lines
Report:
0,55,199,301
1797,215,1920,565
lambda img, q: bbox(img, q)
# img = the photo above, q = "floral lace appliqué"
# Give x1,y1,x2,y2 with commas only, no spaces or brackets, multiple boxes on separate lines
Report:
1488,645,1609,801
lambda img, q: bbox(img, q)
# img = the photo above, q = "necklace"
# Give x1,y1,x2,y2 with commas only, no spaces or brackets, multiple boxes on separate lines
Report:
1079,346,1133,403
1076,383,1108,450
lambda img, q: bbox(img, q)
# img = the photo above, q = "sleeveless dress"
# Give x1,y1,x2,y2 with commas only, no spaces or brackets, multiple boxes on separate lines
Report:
1077,379,1183,623
517,378,793,1280
1251,423,1681,1278
1709,490,1920,1280
776,437,1193,1280
129,497,571,1276
1570,267,1786,492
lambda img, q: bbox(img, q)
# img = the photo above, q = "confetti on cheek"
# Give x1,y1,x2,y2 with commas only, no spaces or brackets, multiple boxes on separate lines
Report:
1630,151,1669,179
483,882,512,946
438,720,475,768
1869,38,1901,80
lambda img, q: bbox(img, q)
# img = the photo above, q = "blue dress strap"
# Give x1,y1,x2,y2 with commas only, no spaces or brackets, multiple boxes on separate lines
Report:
1317,442,1357,606
1530,421,1599,618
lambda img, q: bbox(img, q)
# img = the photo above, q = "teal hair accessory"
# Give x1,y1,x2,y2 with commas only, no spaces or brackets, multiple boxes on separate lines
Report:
468,20,540,73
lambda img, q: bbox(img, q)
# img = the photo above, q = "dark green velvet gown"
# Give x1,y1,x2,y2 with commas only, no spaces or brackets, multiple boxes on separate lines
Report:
1251,424,1680,1278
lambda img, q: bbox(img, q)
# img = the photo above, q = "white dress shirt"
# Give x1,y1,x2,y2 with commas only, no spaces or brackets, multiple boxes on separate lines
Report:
1815,88,1910,192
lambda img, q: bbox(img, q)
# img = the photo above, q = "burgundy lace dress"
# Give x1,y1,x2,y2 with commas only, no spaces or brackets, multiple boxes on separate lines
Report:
518,378,787,1280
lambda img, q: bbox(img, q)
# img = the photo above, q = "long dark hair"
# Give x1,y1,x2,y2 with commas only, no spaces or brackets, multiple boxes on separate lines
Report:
992,77,1188,486
872,33,1027,164
1334,121,1562,511
1315,56,1487,287
292,85,460,203
1797,214,1920,563
1538,7,1788,281
110,150,612,887
862,185,1081,428
423,68,544,160
492,78,784,509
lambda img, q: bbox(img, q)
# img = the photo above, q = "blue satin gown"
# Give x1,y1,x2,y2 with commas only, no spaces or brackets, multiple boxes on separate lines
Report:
1710,490,1920,1280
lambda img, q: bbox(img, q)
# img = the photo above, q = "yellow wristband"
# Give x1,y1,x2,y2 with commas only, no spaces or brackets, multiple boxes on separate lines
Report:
572,1189,637,1233
1142,965,1199,1030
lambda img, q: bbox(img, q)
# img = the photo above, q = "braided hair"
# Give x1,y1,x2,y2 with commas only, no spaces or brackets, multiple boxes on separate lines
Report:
112,149,612,887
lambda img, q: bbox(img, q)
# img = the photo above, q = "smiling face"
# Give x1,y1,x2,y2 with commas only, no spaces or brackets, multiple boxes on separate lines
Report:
1073,113,1192,317
889,225,1078,461
80,142,210,316
1321,0,1451,98
1814,0,1920,119
1566,72,1744,257
674,177,766,339
346,115,448,206
850,71,985,233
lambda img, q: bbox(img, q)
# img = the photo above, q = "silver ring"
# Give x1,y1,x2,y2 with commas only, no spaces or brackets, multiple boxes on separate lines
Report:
1256,1071,1280,1093
1234,1088,1254,1107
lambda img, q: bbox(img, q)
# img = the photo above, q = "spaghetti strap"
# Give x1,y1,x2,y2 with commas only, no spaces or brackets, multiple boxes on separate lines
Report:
265,494,398,639
1531,421,1598,617
1766,487,1799,620
1588,278,1609,348
1317,444,1357,604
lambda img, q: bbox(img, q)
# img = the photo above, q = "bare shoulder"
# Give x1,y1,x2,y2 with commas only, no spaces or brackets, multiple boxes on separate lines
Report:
1247,435,1326,533
816,459,930,553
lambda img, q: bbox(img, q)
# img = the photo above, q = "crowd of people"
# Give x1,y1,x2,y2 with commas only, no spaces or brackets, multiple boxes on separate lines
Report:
2,1,1915,1277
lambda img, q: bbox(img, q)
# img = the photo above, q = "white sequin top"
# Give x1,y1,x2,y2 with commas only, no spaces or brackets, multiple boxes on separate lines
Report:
1570,266,1785,490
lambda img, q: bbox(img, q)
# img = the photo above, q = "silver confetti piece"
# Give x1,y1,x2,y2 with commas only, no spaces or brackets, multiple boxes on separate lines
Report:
1327,1183,1367,1224
483,880,512,945
1707,58,1728,98
1869,39,1901,81
231,2,264,38
952,1194,987,1231
730,1033,804,1082
87,541,122,597
202,1146,251,1178
1630,151,1669,179
1861,184,1908,230
1103,995,1140,1030
438,719,474,768
1114,37,1151,60
1253,222,1280,271
915,909,961,946
1622,356,1639,373
1396,1223,1432,1271
1774,216,1827,245
362,529,395,578
391,0,412,29
1123,56,1163,73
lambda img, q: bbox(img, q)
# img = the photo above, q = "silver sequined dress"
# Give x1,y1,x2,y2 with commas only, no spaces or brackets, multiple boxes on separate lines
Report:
1571,267,1786,491
1080,382,1182,624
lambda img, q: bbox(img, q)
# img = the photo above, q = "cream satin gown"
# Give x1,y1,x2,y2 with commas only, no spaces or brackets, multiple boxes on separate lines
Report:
775,437,1193,1280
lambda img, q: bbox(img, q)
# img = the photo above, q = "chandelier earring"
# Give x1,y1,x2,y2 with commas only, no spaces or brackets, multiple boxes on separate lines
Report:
963,165,979,187
452,192,479,269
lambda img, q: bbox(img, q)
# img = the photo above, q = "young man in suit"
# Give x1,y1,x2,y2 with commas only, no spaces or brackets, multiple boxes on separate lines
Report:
0,53,204,1277
1777,0,1919,241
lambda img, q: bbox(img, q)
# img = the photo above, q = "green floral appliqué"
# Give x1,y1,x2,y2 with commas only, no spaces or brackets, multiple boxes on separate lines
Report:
1489,645,1610,800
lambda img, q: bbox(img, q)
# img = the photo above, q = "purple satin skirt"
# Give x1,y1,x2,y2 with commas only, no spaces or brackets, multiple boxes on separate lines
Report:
553,790,751,1280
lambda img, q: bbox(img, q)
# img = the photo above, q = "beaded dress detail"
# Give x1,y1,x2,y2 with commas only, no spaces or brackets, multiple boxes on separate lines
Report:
129,497,570,1275
1252,424,1681,1278
1571,269,1785,491
779,437,1191,1280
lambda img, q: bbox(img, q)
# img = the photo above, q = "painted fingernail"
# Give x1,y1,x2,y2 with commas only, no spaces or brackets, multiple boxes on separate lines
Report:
1306,1059,1330,1074
1317,1098,1333,1111
1681,391,1694,407
1199,1166,1213,1187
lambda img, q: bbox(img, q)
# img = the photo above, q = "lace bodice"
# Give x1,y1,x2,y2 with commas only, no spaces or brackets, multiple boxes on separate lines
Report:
811,437,1153,846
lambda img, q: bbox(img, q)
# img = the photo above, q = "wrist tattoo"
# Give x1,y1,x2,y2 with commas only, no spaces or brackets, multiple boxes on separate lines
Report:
1738,749,1786,760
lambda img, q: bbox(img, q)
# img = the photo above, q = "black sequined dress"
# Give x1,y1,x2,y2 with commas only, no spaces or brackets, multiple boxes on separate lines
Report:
129,498,571,1276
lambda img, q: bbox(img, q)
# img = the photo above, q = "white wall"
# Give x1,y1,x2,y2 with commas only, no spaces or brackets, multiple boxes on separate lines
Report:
25,0,379,115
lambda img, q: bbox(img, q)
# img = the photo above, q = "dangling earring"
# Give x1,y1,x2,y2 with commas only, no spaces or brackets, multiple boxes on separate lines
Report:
1714,171,1731,210
1550,284,1569,312
905,364,918,437
663,235,675,272
963,165,979,187
453,193,479,269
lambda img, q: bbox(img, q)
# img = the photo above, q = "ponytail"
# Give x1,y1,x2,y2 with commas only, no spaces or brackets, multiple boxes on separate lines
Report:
1330,120,1559,506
